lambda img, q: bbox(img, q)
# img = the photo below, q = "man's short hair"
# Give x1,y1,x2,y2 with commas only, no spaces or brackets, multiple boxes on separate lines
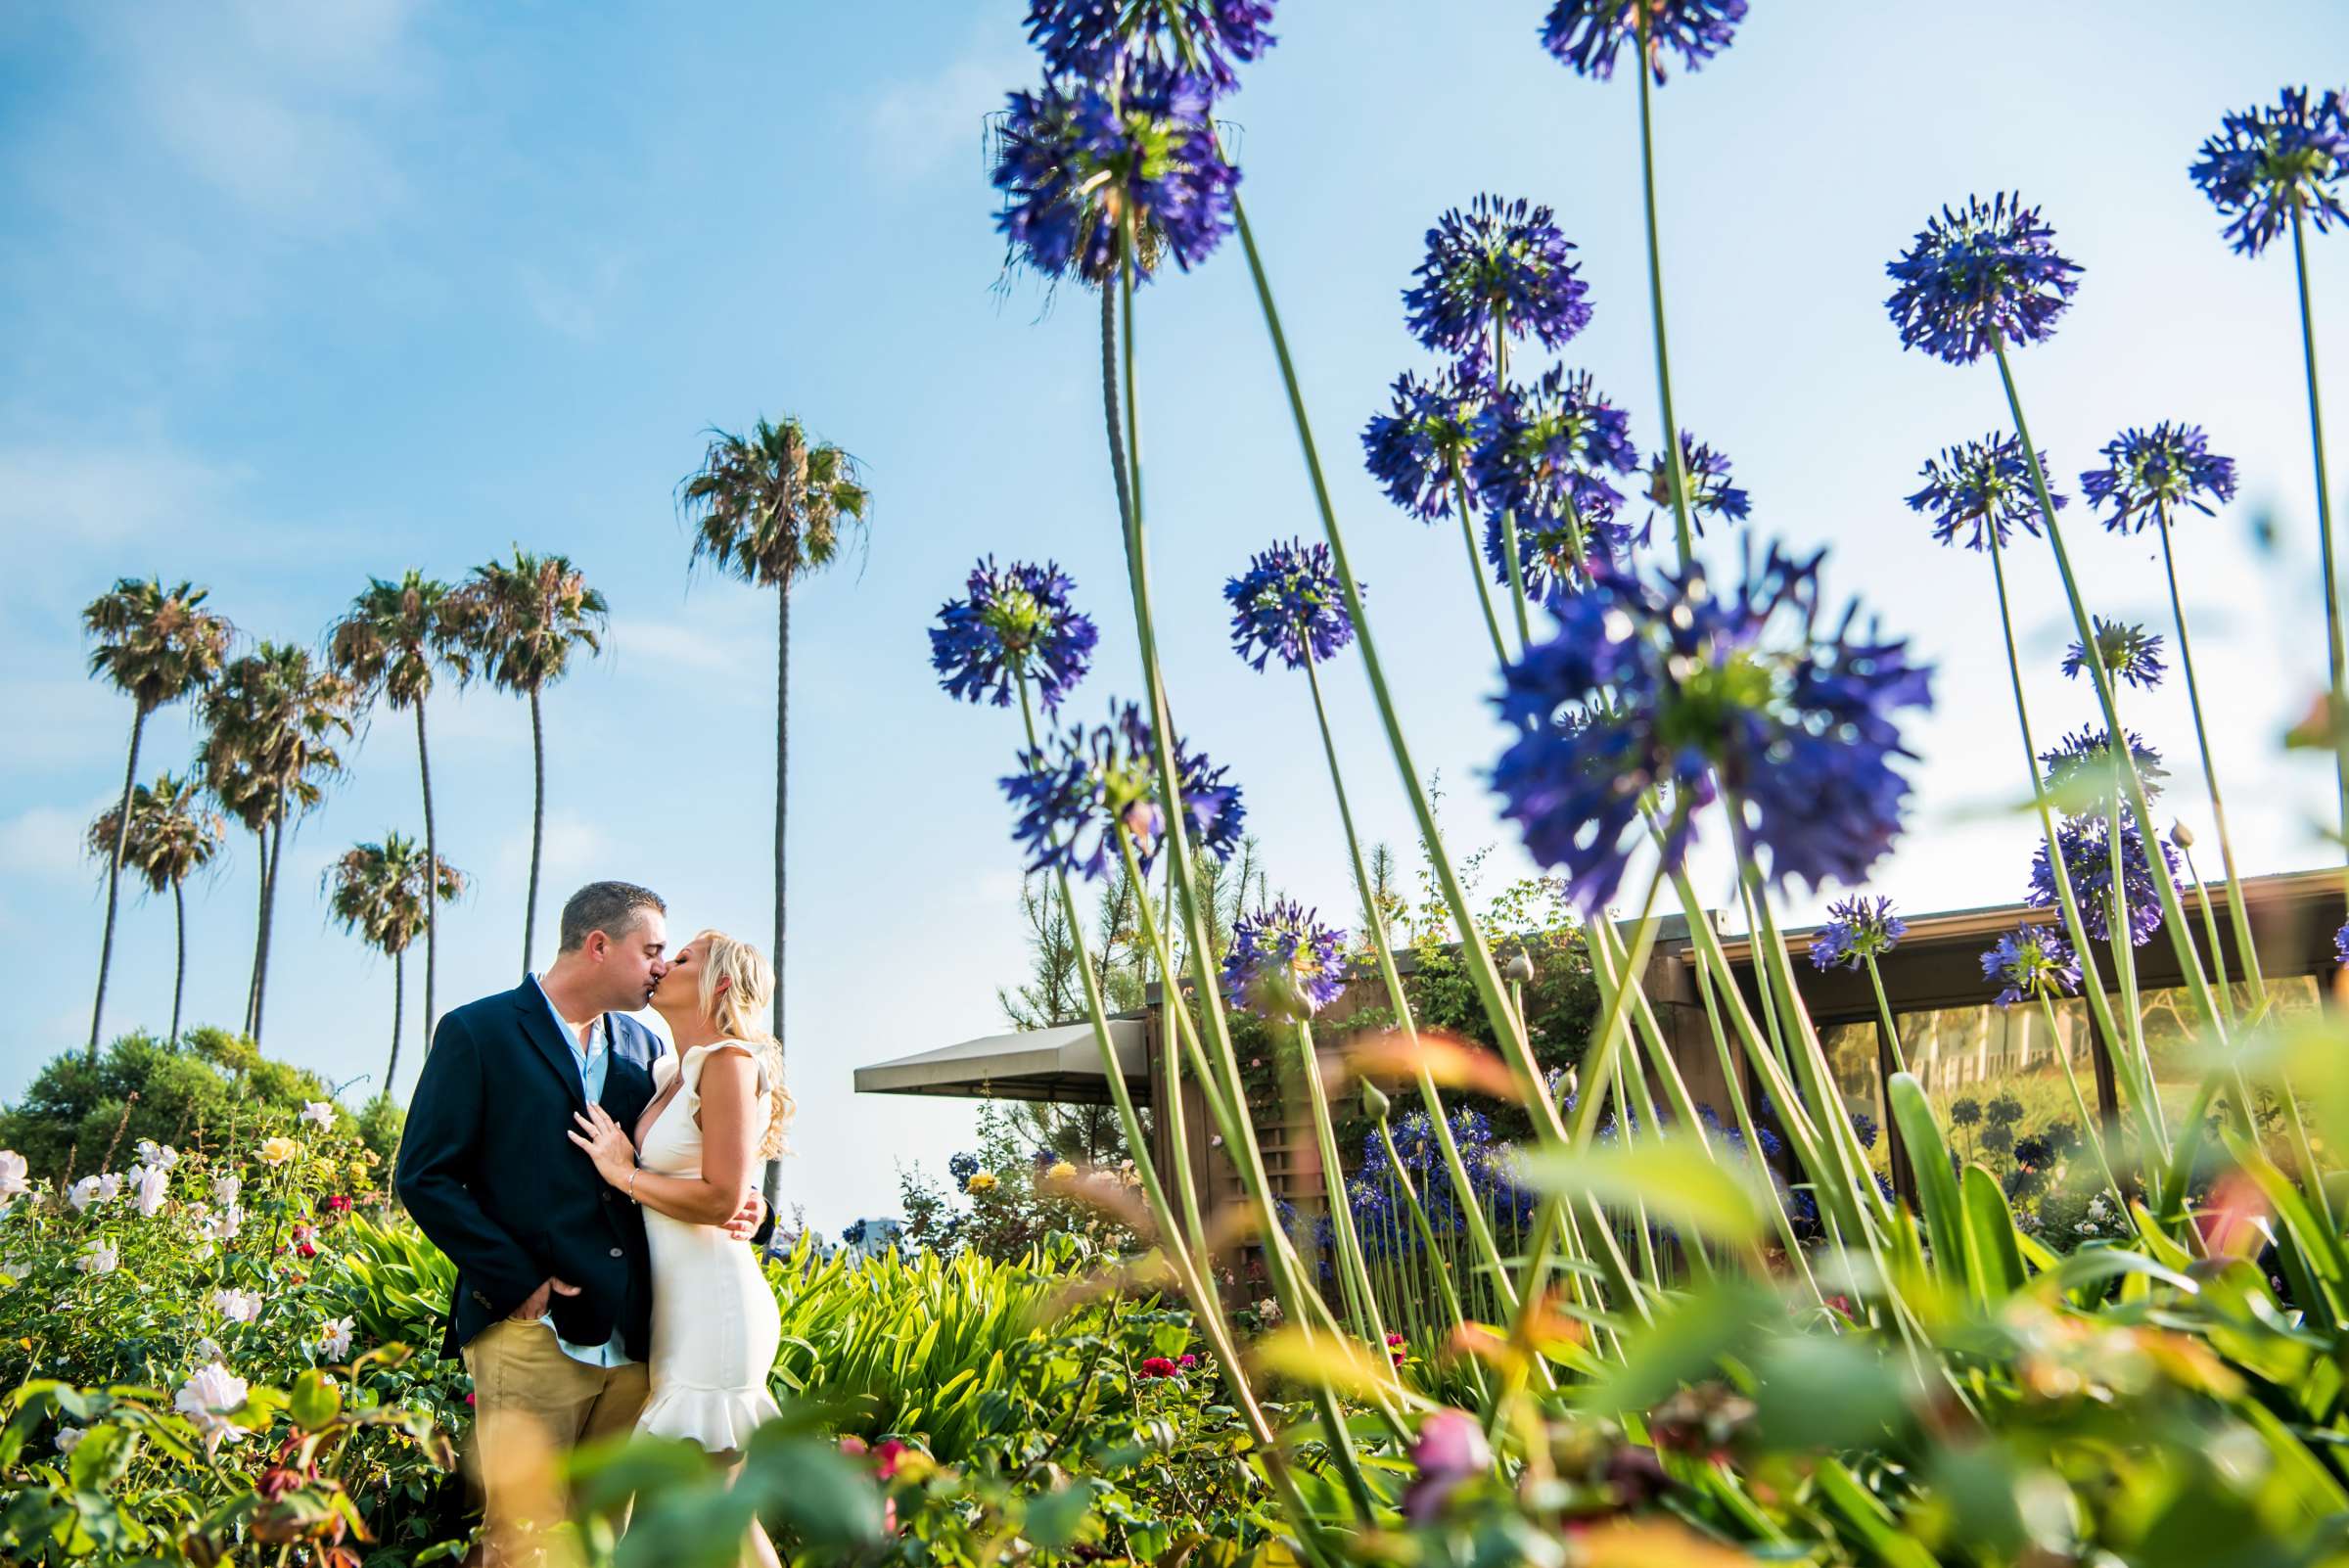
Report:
559,881,667,952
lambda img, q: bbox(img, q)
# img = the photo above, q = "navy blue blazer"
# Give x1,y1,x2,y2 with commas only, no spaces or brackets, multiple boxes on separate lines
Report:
394,982,668,1358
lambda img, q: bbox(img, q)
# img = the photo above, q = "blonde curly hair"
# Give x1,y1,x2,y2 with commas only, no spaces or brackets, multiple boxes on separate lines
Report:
691,929,795,1159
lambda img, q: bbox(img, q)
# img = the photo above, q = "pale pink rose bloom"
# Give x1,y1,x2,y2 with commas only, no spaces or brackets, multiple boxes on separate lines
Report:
174,1362,251,1442
68,1176,103,1212
299,1101,336,1131
0,1150,27,1200
77,1241,117,1274
320,1316,354,1359
134,1165,169,1218
211,1287,264,1323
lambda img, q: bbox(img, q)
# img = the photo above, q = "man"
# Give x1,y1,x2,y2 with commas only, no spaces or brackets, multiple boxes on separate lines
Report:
395,880,762,1538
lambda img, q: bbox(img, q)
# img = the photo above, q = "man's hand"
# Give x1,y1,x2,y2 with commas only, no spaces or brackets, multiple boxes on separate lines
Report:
508,1276,580,1321
722,1192,765,1243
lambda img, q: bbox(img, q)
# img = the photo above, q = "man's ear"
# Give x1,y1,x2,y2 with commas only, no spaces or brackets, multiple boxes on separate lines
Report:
583,931,608,962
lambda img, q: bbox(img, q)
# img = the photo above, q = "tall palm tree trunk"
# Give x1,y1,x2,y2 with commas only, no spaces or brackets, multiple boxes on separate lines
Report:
524,689,546,976
253,817,286,1046
169,881,187,1048
417,701,438,1042
388,949,406,1101
763,583,790,1222
88,707,149,1058
247,828,271,1035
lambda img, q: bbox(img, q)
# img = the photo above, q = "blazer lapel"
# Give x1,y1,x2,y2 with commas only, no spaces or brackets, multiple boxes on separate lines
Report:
511,984,587,1109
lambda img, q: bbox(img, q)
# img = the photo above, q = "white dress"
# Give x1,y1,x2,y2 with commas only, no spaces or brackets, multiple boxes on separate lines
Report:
634,1040,782,1453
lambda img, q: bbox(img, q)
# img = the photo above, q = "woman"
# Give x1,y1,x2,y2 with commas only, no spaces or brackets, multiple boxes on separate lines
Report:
568,928,793,1567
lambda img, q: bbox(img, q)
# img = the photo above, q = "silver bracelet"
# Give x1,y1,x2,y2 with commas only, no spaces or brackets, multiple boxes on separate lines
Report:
627,1166,640,1204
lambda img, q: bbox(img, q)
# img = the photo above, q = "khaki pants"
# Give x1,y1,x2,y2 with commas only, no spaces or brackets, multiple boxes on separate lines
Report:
461,1318,648,1545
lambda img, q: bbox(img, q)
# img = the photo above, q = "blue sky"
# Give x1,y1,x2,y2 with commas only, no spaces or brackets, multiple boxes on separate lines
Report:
3,1,2345,1235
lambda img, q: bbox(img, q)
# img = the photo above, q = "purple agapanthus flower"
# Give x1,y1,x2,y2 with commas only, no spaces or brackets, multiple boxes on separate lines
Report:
992,58,1237,282
1025,0,1277,94
2078,423,2239,532
2027,816,2179,947
1540,0,1747,83
2335,920,2349,967
2189,86,2349,257
1982,924,2082,1007
1404,196,1591,357
1360,362,1488,520
2062,619,2166,691
1470,366,1638,532
1483,496,1628,600
1004,699,1245,880
1809,896,1907,972
1885,193,2083,365
2040,724,2167,813
1908,434,2065,551
1221,899,1349,1022
1223,538,1357,670
1490,544,1933,913
1643,431,1750,538
931,557,1100,714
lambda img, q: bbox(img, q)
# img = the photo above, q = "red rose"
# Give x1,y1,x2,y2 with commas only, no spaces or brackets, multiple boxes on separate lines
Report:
872,1439,909,1479
1138,1357,1178,1379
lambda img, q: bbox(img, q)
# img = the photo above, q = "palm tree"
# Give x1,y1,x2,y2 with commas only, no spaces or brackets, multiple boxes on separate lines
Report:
81,579,233,1056
198,643,360,1046
326,832,466,1100
450,550,607,971
328,573,469,1043
679,415,869,1221
85,773,224,1047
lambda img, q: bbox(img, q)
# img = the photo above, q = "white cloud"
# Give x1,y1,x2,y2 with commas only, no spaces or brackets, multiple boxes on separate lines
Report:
493,814,614,886
0,441,247,551
867,39,1035,183
517,254,633,342
0,803,103,884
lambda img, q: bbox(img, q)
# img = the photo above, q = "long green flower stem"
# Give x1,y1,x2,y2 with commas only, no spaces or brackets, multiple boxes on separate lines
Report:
1861,954,1916,1207
1862,957,1909,1078
1299,654,1533,1341
2155,497,2260,1001
1993,342,2230,1052
2177,842,2237,1020
1229,195,1558,1147
1688,945,1828,1299
2035,992,2129,1222
1490,319,1536,649
1984,530,2168,1166
1297,1017,1388,1347
1105,249,1381,1523
1634,6,1695,569
2290,208,2349,914
1012,680,1337,1568
1370,1112,1490,1404
1451,465,1513,667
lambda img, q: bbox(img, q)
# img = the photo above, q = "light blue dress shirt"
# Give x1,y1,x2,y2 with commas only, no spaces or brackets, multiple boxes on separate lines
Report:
532,975,636,1369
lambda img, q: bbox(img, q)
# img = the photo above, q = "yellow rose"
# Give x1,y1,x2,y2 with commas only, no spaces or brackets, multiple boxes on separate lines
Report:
258,1136,299,1168
966,1171,998,1193
1046,1161,1077,1181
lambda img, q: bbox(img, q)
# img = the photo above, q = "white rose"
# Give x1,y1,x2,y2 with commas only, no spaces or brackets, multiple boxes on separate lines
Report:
133,1164,169,1219
299,1101,337,1131
133,1140,178,1172
0,1150,27,1200
95,1173,123,1204
320,1316,354,1359
191,1336,223,1362
210,1176,242,1207
54,1425,84,1454
77,1241,117,1275
174,1362,251,1442
211,1288,263,1324
68,1176,103,1212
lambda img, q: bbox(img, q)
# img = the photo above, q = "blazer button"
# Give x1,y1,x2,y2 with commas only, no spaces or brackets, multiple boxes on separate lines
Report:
609,1247,624,1258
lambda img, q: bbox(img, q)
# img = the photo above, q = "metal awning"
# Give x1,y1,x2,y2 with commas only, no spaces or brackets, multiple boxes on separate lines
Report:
852,1017,1149,1105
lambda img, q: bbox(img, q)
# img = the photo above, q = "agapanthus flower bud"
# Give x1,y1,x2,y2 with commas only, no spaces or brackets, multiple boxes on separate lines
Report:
1404,195,1590,357
2170,819,2195,851
932,557,1099,714
2190,86,2349,257
1885,193,2082,365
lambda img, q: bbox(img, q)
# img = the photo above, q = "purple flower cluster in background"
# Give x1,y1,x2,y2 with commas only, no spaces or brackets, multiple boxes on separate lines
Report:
1360,365,1489,520
2062,619,2166,691
1540,0,1748,83
1003,700,1244,880
1885,193,2082,365
2027,817,2180,947
1404,195,1591,356
1485,504,1631,602
1809,896,1907,972
1025,0,1278,93
2079,422,2238,531
1222,899,1349,1022
930,556,1100,713
1223,537,1357,671
2040,725,2167,814
1643,431,1750,539
1490,545,1931,913
1909,434,2065,551
992,57,1237,281
1981,925,2084,1007
1470,367,1638,543
2189,85,2349,257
